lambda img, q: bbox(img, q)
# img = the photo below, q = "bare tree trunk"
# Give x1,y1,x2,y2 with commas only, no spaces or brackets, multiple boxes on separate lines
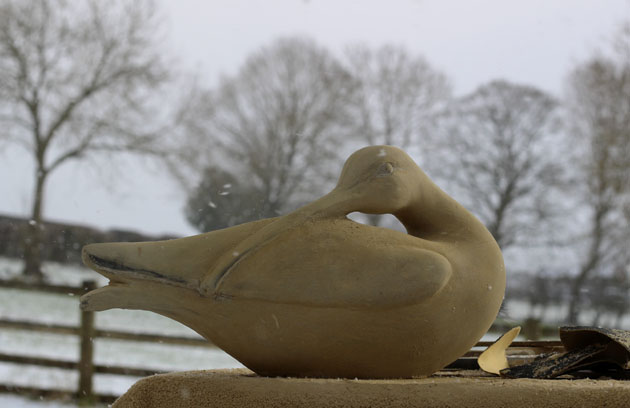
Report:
566,273,586,325
566,205,606,324
614,310,624,328
591,310,601,327
22,169,46,281
538,304,547,322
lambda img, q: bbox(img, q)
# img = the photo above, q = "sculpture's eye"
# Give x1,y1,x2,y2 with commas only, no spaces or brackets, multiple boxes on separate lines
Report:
376,162,395,176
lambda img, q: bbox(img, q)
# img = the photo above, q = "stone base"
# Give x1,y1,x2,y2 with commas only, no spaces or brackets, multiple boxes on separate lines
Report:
113,368,630,408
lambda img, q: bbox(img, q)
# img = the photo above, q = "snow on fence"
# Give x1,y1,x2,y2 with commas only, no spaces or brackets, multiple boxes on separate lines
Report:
0,279,215,404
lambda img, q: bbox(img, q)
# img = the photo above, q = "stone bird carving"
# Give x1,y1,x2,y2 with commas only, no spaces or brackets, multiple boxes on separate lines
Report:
81,145,505,379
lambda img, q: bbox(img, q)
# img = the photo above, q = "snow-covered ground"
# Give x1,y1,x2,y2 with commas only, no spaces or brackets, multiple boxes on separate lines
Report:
0,256,627,407
0,395,77,408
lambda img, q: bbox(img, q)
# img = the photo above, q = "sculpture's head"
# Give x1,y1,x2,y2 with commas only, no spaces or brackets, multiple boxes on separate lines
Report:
328,145,425,215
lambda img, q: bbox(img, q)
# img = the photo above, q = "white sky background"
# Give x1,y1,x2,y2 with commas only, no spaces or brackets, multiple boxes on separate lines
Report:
0,0,629,236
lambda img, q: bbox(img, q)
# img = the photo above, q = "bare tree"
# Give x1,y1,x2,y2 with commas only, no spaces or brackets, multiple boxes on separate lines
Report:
179,37,355,225
564,24,630,323
427,80,564,249
344,44,451,149
0,0,172,280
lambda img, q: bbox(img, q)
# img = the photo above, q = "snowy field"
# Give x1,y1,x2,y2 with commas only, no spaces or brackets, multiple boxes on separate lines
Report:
0,394,77,408
1,256,628,407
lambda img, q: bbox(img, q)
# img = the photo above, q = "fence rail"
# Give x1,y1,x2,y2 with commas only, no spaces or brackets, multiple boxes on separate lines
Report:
0,317,212,346
0,278,563,404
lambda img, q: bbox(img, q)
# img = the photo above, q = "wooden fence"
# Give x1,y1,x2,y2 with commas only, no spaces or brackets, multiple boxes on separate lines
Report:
0,278,563,404
0,279,215,404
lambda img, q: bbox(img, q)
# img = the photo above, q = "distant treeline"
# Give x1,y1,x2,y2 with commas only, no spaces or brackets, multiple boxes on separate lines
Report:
507,270,629,328
0,214,176,266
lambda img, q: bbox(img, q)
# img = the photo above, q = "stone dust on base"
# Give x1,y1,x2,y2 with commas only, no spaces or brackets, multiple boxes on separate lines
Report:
113,368,630,408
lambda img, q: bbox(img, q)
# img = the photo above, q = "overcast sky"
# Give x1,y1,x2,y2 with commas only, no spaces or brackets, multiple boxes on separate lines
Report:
1,0,629,236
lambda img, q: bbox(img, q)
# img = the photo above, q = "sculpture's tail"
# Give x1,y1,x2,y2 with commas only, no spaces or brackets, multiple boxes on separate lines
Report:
79,218,277,312
80,234,214,311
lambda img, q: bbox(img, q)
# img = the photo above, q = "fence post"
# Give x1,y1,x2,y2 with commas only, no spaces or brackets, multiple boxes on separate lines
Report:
78,280,96,401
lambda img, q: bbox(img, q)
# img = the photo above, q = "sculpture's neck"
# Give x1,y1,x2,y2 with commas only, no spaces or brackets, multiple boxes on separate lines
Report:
395,183,489,243
297,177,494,245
